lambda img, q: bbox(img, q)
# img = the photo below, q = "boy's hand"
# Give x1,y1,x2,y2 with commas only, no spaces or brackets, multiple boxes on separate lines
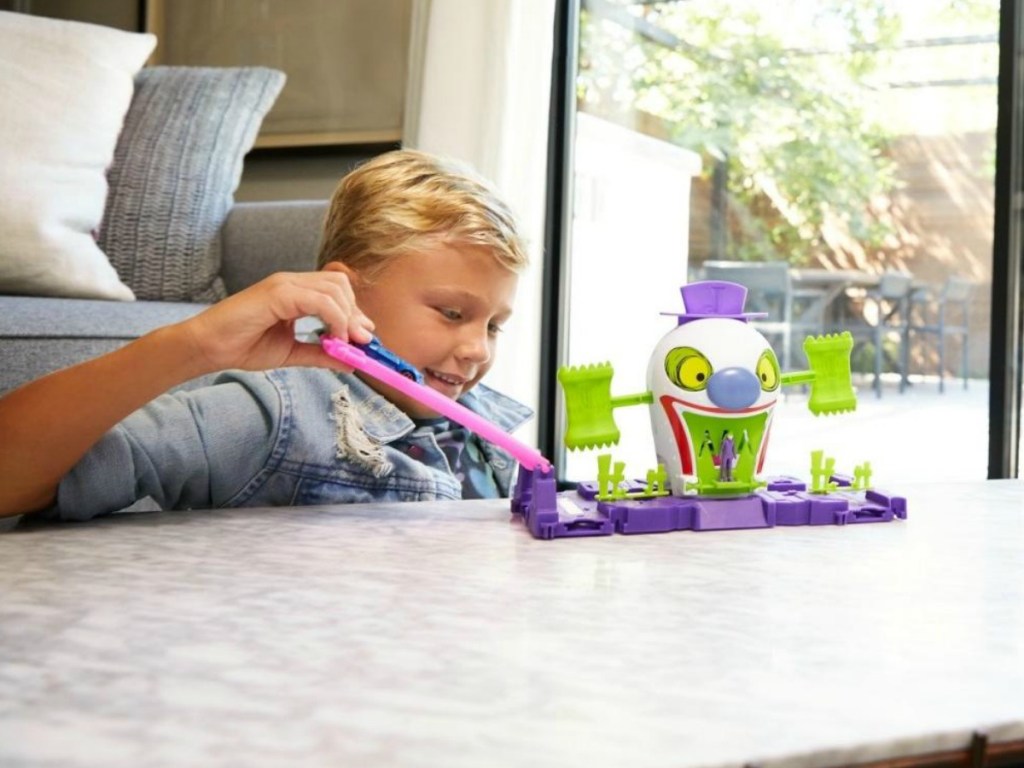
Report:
179,271,375,374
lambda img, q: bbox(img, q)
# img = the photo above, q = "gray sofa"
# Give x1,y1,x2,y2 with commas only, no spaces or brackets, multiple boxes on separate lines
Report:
0,199,329,396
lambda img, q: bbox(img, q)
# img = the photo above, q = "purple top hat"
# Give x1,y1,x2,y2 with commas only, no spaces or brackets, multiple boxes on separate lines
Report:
660,281,768,325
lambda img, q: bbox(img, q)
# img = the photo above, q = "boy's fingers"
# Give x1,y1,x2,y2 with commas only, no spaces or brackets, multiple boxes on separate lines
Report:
323,308,375,344
281,291,355,340
347,319,375,344
298,274,375,341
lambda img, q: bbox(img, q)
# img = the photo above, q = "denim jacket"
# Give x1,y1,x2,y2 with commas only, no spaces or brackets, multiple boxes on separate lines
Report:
51,368,533,521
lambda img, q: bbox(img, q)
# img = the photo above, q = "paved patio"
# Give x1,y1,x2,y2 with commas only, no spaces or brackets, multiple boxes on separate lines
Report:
766,373,990,488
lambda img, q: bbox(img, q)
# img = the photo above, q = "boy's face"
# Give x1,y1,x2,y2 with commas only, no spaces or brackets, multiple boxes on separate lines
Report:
330,243,519,419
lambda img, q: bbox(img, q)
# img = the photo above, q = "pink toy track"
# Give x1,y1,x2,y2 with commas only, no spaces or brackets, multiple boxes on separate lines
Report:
321,336,552,473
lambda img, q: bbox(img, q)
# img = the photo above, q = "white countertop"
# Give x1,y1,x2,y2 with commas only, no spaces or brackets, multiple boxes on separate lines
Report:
1,480,1022,768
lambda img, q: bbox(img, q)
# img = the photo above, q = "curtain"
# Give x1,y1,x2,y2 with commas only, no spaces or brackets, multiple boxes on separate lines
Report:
404,0,557,446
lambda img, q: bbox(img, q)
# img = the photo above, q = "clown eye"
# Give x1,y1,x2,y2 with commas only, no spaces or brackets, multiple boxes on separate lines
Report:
665,347,712,391
756,349,780,391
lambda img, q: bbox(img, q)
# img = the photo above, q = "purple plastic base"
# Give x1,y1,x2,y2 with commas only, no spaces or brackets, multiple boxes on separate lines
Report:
511,468,907,540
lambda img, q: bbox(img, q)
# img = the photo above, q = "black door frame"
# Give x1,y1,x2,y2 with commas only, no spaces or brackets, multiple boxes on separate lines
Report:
990,0,1024,478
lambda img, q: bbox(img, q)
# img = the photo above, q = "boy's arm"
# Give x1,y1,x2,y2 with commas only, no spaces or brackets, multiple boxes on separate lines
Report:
0,269,374,518
56,375,281,520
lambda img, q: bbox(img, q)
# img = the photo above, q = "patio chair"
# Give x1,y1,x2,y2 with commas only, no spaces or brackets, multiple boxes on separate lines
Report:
840,270,914,398
907,275,972,393
699,260,829,369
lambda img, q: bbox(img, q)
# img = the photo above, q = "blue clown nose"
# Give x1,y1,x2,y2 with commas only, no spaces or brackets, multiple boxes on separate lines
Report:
707,367,760,410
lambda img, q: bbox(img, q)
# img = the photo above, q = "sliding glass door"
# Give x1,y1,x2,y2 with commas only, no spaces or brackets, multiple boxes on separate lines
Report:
544,0,1004,487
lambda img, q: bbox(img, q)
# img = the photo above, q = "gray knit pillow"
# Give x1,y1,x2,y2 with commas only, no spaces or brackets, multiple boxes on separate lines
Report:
99,66,286,302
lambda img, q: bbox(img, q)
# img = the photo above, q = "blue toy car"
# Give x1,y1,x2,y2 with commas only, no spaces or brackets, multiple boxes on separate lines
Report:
354,336,424,384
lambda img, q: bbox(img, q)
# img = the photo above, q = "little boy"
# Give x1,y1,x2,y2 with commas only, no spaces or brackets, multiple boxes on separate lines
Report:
0,150,532,520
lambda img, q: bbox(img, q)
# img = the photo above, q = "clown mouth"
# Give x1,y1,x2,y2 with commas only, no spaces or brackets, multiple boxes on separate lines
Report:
669,396,776,415
659,395,774,477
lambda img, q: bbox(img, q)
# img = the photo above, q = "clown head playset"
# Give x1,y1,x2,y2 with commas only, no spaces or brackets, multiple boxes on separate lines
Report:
510,280,906,539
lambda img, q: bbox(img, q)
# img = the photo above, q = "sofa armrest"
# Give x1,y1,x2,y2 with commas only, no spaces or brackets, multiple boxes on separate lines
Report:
220,200,329,294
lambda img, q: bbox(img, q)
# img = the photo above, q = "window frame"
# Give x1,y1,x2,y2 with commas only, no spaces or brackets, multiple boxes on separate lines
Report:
541,0,1023,481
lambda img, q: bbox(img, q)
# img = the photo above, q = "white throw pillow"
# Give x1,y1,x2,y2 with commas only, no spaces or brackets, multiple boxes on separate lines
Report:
0,12,156,300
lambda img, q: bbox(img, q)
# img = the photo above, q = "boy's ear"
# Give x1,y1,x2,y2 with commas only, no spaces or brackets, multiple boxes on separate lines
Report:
322,260,361,284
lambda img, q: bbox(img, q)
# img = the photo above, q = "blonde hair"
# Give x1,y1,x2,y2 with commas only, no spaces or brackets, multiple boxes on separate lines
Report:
317,149,528,279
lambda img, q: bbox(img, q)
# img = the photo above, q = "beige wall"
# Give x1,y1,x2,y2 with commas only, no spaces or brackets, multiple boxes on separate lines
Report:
2,2,409,204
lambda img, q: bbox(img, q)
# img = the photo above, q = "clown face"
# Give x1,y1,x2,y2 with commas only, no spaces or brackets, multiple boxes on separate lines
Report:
646,317,781,496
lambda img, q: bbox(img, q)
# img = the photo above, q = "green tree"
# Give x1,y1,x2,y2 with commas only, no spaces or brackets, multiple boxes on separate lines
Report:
578,0,905,265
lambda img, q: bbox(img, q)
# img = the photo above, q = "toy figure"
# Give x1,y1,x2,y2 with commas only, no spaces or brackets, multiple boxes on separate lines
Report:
717,432,737,482
511,280,908,539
